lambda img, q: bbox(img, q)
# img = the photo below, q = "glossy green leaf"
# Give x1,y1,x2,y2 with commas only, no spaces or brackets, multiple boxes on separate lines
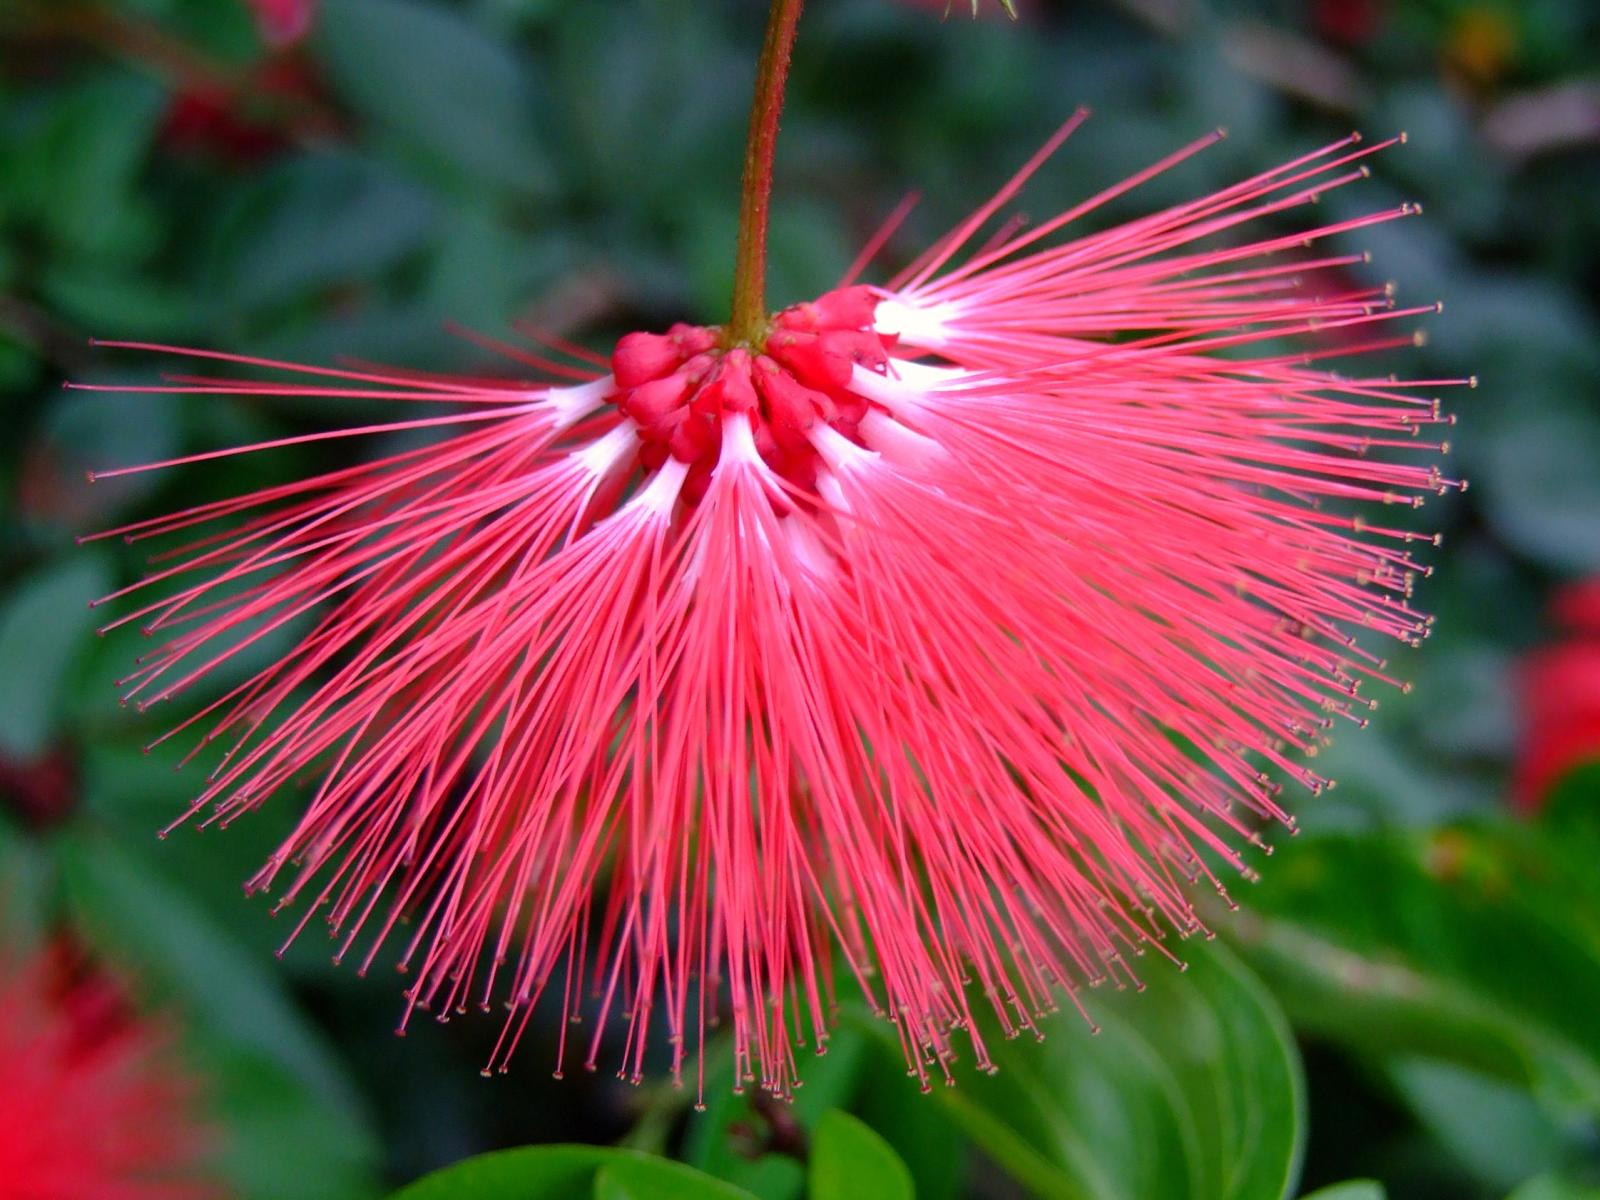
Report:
37,263,198,340
1298,1184,1385,1200
684,938,1301,1200
390,1145,759,1200
316,0,552,194
423,204,572,331
809,1110,913,1200
1478,400,1600,573
1544,761,1600,821
1534,761,1600,934
0,555,110,757
683,1023,869,1200
848,1054,963,1200
1230,828,1600,1117
207,154,436,311
865,938,1304,1200
552,3,742,210
5,73,166,261
598,1155,764,1200
393,1145,604,1200
678,1015,960,1200
1383,1057,1566,1189
1508,1177,1600,1200
207,1042,384,1200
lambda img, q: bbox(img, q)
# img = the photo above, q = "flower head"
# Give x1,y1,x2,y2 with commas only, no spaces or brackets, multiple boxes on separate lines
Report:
1515,578,1600,811
85,119,1463,1098
0,936,214,1198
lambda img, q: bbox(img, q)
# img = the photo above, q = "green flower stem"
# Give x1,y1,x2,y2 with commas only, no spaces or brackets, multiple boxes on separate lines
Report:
726,0,805,346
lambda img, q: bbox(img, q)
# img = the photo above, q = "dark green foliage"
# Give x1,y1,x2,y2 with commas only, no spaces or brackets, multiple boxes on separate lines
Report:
2,1,1598,1197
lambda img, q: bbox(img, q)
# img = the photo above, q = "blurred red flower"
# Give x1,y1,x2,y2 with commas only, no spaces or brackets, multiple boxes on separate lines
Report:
1310,0,1385,47
159,58,326,165
0,742,77,829
1515,578,1600,811
0,935,215,1198
249,0,316,48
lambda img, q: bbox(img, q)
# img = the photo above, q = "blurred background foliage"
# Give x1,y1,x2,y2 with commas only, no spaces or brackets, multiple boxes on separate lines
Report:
1,0,1599,1197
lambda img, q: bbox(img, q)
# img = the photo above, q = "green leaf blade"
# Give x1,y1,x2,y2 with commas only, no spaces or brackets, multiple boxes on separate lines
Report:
847,939,1304,1200
391,1146,759,1200
315,0,553,195
0,556,110,757
1232,828,1600,1116
809,1110,914,1200
1300,1183,1387,1200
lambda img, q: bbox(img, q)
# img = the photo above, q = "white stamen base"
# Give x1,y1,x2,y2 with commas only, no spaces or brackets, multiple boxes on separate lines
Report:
810,423,879,475
721,413,764,468
572,420,639,477
785,517,837,583
632,457,690,518
544,375,615,428
849,361,966,419
859,409,944,468
874,298,960,349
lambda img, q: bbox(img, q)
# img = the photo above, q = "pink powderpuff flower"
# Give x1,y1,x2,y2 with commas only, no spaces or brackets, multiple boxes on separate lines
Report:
83,116,1466,1099
1514,578,1600,811
0,935,215,1198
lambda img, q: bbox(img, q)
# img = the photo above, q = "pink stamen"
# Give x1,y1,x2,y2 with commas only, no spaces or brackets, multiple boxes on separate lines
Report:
89,124,1462,1101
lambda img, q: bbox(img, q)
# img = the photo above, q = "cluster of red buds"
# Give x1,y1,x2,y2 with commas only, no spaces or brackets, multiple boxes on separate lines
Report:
608,285,892,503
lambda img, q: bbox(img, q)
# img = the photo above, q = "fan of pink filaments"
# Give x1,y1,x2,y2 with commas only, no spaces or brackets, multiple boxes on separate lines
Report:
82,118,1467,1100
